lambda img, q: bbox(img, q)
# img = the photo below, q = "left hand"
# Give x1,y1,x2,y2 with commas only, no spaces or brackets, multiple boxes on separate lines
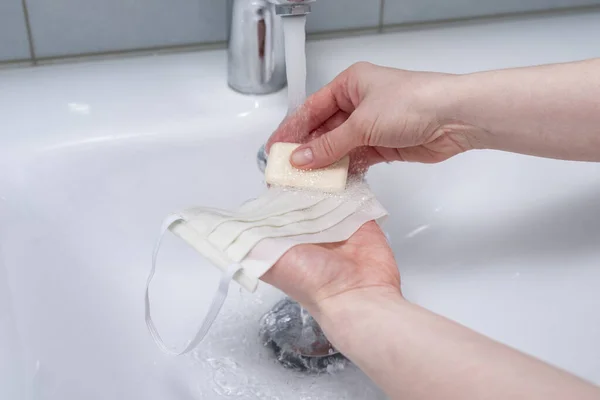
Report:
261,221,401,315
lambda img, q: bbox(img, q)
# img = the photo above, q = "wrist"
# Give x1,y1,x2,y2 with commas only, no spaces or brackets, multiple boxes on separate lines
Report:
422,73,489,151
311,287,407,354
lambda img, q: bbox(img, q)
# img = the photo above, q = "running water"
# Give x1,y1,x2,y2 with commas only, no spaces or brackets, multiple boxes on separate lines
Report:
256,15,307,171
282,15,314,342
282,15,307,116
274,14,344,368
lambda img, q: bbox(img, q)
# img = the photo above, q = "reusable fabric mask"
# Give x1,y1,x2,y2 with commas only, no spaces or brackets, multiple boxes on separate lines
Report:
145,180,388,356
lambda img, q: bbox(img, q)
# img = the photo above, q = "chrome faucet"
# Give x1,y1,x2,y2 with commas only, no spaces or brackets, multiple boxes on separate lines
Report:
228,0,314,95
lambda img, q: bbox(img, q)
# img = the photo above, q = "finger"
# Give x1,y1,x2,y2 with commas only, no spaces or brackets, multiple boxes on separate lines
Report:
308,110,350,140
266,88,338,152
290,113,364,169
266,71,354,151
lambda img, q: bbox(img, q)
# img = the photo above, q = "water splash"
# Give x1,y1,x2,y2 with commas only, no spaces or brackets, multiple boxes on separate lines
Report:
189,288,385,399
208,357,248,396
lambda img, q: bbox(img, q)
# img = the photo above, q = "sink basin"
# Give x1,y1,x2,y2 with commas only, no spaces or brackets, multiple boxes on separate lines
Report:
1,9,600,400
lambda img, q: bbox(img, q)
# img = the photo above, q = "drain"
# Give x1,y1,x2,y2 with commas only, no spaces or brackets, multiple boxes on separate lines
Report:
259,298,347,373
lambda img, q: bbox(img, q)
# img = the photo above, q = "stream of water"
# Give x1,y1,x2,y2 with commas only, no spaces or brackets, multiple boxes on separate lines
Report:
280,14,339,360
283,15,308,115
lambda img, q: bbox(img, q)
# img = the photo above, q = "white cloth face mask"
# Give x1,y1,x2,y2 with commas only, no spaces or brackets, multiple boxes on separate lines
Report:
145,181,388,355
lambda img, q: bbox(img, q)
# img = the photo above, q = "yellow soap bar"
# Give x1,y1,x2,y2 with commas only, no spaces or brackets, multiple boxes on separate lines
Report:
265,143,349,192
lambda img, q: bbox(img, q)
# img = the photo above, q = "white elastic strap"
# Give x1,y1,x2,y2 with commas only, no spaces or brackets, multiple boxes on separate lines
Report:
145,214,243,356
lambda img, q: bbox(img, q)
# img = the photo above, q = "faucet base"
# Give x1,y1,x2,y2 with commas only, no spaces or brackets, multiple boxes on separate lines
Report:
227,81,286,96
257,144,268,174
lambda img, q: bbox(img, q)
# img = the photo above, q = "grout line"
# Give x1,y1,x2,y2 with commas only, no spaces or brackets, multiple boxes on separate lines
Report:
32,40,227,66
307,27,379,41
0,59,34,70
378,0,385,34
20,0,37,65
226,0,233,42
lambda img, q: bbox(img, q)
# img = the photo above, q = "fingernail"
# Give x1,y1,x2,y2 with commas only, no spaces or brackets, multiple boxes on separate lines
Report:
291,148,313,166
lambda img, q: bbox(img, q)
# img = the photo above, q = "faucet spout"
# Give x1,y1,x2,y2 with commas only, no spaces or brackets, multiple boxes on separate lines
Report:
228,0,287,95
269,0,315,16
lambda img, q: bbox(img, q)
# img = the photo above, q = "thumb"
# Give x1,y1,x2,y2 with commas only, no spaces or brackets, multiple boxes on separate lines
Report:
290,115,364,169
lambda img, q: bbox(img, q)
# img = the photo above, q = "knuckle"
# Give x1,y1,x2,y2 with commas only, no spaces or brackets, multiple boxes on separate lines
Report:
318,135,337,160
347,114,371,145
343,62,372,84
349,61,373,74
345,115,361,136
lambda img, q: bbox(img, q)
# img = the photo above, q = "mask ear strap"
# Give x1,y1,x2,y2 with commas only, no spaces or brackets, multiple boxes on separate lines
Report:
145,215,242,356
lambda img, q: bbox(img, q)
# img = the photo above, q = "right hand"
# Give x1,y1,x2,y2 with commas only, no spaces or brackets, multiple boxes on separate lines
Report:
267,62,480,171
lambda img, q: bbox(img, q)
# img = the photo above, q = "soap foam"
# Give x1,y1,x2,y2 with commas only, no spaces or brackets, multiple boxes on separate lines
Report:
267,177,377,214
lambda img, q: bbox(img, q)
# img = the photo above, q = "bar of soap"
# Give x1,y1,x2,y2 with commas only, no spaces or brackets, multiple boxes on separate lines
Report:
265,143,349,192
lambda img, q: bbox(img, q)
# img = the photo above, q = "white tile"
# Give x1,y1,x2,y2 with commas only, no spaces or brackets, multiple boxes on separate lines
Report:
26,0,228,58
384,0,600,25
0,0,31,61
307,0,381,33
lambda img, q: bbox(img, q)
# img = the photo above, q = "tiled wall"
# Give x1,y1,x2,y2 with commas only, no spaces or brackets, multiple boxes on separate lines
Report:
0,0,31,62
1,0,600,64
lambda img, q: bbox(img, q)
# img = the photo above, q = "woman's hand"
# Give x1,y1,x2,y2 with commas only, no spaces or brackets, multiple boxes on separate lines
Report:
267,62,478,171
260,222,600,400
269,59,600,168
260,59,600,400
261,221,400,315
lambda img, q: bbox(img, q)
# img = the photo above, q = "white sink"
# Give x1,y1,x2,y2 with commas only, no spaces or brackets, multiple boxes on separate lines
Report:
1,9,600,400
